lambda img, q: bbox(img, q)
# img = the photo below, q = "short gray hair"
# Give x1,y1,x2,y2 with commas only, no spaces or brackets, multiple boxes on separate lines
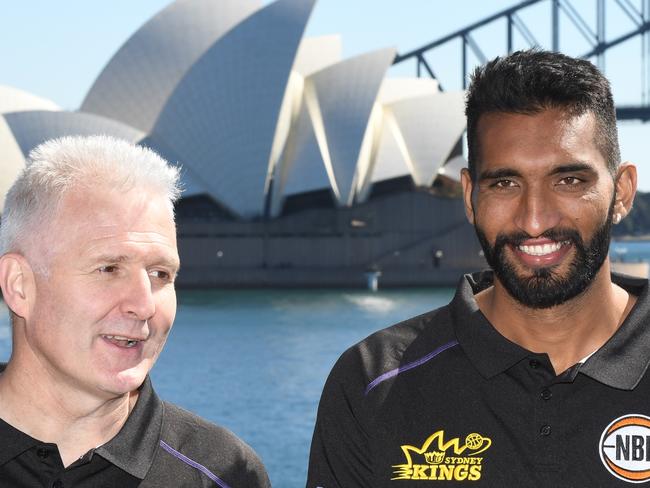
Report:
0,135,181,256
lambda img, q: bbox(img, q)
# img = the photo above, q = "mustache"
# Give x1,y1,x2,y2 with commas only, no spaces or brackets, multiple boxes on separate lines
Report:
494,228,583,249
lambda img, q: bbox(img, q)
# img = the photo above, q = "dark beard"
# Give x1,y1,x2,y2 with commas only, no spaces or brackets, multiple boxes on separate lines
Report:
474,200,614,309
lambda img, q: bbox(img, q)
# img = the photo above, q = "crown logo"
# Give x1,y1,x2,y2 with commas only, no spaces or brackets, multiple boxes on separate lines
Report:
424,451,445,464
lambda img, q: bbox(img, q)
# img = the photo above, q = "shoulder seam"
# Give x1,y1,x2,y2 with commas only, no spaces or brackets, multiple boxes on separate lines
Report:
364,340,460,396
159,439,231,488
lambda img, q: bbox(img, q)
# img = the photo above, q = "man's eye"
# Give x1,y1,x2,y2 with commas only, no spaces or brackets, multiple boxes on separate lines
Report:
150,270,172,281
493,179,516,188
558,176,582,185
98,265,118,273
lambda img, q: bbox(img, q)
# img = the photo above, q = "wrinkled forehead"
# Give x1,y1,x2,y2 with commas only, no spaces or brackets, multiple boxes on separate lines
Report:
37,187,177,260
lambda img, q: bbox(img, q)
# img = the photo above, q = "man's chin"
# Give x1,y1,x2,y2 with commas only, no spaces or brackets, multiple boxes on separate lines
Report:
495,263,594,309
99,366,150,397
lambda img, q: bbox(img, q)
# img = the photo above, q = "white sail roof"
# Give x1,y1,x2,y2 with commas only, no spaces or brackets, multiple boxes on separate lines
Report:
438,153,467,182
151,0,316,218
292,35,342,76
388,90,466,187
377,77,439,104
0,85,59,113
270,98,331,216
81,0,261,133
0,116,27,213
4,110,144,157
305,47,396,206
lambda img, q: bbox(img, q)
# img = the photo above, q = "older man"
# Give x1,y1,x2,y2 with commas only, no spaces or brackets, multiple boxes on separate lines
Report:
0,136,270,487
307,50,643,487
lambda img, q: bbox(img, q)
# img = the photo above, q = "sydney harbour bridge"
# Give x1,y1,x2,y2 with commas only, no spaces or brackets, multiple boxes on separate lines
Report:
393,0,650,122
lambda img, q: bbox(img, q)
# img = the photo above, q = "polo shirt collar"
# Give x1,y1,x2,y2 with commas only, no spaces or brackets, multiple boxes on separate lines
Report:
451,270,650,390
451,271,531,379
0,368,162,478
95,375,163,479
580,273,650,390
0,416,39,466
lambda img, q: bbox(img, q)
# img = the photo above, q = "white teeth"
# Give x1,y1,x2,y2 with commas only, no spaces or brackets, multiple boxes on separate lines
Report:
518,241,568,256
102,335,141,347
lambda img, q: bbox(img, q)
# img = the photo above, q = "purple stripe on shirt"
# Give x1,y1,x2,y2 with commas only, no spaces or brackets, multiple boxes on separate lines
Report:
364,340,460,395
159,439,231,488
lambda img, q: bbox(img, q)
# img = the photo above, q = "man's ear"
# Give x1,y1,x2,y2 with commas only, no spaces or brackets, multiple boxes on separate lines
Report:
614,162,637,223
0,253,35,321
461,168,475,225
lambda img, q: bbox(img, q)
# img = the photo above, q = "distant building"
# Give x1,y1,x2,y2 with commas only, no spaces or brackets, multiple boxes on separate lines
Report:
0,0,485,287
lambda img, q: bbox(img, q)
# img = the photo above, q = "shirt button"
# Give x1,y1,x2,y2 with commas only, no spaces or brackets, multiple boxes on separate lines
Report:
529,359,540,369
540,389,552,400
52,481,64,488
540,424,552,436
37,447,49,459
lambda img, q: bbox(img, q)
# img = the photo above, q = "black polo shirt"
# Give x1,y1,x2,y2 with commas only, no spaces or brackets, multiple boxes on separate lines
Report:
0,372,270,487
307,271,650,487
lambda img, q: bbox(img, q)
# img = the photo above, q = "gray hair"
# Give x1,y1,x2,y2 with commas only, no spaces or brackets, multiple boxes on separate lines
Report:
0,135,181,258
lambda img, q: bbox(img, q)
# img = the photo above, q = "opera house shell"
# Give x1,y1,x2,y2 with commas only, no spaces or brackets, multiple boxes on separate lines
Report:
0,0,485,286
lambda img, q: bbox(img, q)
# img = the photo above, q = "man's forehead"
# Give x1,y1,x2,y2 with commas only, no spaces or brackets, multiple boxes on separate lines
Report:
51,229,180,275
57,187,174,225
474,109,604,169
42,188,177,260
84,229,178,247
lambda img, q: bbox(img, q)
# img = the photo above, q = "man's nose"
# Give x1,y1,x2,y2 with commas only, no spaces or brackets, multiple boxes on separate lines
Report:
120,270,156,320
513,187,562,237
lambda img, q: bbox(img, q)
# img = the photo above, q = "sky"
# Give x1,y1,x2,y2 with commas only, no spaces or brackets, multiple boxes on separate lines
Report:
2,0,650,188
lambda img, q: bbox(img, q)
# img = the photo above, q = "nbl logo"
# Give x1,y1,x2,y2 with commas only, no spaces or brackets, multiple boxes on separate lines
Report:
600,414,650,483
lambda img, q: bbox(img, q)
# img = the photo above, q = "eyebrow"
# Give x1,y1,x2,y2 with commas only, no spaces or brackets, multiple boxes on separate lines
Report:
478,168,522,181
478,162,596,182
548,162,595,175
93,254,129,264
92,254,180,272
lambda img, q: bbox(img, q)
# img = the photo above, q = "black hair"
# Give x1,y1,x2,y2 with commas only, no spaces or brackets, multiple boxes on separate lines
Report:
465,49,620,180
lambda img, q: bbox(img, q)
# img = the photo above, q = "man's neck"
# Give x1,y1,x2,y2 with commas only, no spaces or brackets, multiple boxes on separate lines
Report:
475,264,637,375
0,359,138,467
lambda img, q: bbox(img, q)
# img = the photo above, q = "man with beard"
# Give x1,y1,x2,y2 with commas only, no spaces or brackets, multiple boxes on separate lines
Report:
306,50,644,487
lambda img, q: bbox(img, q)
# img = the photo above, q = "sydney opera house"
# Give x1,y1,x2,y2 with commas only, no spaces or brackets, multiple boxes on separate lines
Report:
0,0,485,287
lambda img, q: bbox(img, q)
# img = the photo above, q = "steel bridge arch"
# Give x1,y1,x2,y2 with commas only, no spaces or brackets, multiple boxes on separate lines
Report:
393,0,650,121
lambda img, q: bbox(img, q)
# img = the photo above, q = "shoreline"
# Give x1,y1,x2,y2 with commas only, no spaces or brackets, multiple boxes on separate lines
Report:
613,235,650,241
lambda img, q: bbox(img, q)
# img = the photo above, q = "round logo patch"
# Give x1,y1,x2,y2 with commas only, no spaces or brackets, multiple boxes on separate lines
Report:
600,414,650,483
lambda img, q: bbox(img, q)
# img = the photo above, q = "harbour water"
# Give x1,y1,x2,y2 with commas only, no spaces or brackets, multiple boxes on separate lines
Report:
610,239,650,263
0,287,455,487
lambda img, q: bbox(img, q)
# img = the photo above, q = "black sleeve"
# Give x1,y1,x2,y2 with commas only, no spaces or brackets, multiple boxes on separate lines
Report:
241,445,272,488
306,348,374,488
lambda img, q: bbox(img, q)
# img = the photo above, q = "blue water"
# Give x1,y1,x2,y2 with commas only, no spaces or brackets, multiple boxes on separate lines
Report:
0,287,454,487
610,240,650,262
